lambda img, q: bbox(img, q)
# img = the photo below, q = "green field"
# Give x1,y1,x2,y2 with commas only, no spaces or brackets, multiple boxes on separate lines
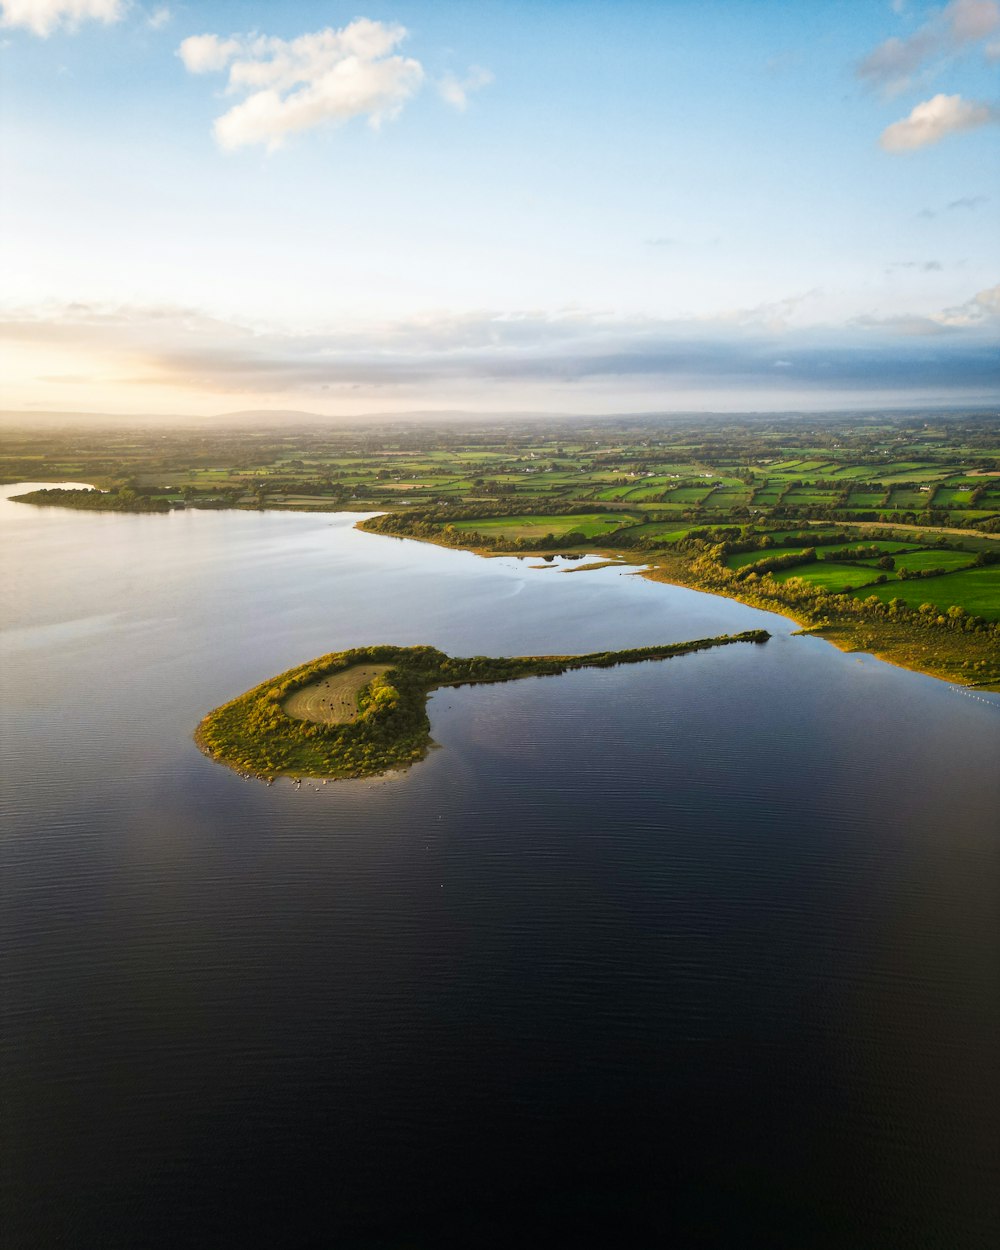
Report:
772,562,884,592
853,566,1000,620
726,547,810,569
616,522,694,543
818,540,919,555
451,513,637,540
857,550,975,574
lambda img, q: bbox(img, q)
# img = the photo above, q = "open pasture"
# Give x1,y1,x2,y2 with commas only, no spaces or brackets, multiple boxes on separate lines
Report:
816,540,919,557
857,550,976,574
665,487,715,503
854,566,1000,620
727,547,809,569
451,513,638,540
617,521,694,543
705,490,752,509
595,484,639,500
887,487,934,509
785,490,837,505
282,664,393,725
772,562,883,592
933,489,974,507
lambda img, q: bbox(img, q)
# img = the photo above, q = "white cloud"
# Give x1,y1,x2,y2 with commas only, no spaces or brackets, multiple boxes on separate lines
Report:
147,5,168,31
0,0,124,36
938,282,1000,324
858,0,1000,93
880,93,996,150
437,65,494,111
177,32,242,73
178,19,426,150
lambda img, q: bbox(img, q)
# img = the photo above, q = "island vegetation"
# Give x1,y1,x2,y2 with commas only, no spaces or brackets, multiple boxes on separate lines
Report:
10,486,171,512
196,634,770,780
5,413,998,688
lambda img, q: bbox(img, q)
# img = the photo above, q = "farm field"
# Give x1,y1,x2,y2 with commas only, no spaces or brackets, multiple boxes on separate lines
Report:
5,413,997,537
282,665,393,724
820,540,918,554
451,513,638,539
772,562,884,592
854,566,1000,620
726,539,920,571
857,550,975,573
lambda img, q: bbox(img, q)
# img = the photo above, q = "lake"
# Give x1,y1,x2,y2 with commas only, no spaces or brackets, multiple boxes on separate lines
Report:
2,483,998,1248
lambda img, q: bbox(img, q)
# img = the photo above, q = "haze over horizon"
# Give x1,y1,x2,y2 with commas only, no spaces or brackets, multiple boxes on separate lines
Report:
2,0,998,420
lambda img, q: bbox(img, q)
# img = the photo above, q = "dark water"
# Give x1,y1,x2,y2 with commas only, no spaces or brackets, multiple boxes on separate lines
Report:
2,483,998,1248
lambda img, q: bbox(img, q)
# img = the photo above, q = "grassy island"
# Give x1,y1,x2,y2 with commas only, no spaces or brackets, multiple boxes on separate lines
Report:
196,634,769,780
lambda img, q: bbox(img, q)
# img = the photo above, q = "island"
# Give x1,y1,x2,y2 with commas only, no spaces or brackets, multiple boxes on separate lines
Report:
195,634,769,781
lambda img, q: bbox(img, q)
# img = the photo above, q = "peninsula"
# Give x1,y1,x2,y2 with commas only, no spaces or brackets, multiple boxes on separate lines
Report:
196,634,769,780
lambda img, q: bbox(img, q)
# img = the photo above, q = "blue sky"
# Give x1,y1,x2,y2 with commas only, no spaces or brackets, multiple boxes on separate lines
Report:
1,0,997,416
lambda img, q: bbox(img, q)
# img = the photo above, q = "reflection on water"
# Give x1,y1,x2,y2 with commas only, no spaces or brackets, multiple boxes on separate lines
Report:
2,484,998,1248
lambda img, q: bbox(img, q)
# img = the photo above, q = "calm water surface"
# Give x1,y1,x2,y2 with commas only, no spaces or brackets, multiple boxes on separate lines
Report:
2,484,998,1247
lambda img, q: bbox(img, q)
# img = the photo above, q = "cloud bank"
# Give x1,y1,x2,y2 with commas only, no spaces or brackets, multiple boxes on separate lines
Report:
0,0,123,36
4,290,997,413
177,19,427,149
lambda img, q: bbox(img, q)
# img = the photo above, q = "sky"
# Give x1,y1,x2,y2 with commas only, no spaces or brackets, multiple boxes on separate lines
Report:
0,0,998,419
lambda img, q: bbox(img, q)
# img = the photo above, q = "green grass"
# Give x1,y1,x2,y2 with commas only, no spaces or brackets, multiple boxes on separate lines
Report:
615,521,692,542
705,491,752,509
933,489,974,507
727,547,810,569
450,513,637,540
595,485,638,500
853,566,1000,620
857,550,975,574
665,487,714,503
772,562,883,592
727,539,917,571
827,540,917,553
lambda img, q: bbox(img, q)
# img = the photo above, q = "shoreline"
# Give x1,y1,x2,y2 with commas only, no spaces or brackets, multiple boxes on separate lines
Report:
359,524,1000,693
8,483,996,693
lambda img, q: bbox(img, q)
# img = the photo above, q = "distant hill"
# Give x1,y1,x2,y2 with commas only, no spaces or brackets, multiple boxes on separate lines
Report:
1,406,991,432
